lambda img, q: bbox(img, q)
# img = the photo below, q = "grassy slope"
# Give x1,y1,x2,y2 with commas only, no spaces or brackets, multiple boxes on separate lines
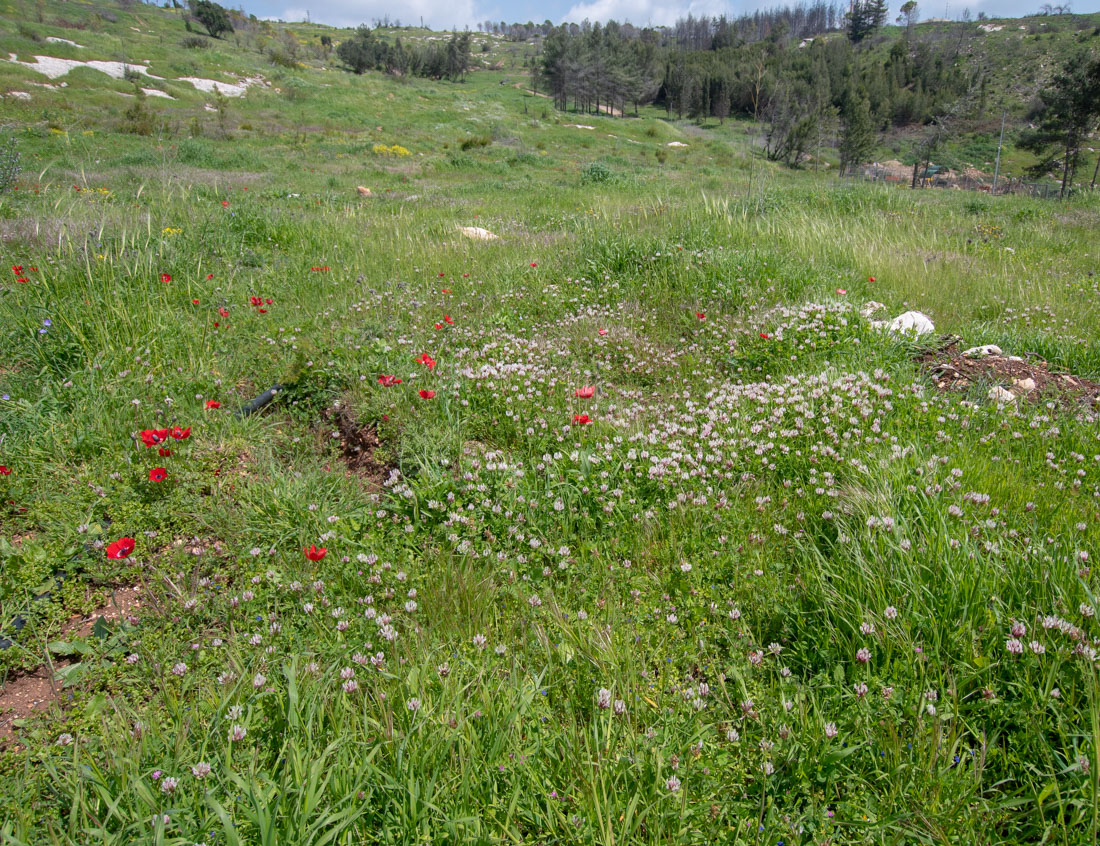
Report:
1,1,1099,843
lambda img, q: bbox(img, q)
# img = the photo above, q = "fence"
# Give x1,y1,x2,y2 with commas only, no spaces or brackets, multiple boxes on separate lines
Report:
847,166,1066,199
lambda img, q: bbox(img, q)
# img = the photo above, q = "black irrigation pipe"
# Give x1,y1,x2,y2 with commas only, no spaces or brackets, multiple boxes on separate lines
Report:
235,384,282,418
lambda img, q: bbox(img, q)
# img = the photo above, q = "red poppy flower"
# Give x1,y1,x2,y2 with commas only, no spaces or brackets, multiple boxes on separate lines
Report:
265,298,272,305
169,426,190,440
759,332,770,340
598,329,608,336
0,465,10,476
443,315,453,325
696,312,706,320
415,353,436,370
205,400,221,410
377,374,402,387
222,200,229,207
140,428,170,448
573,414,592,425
29,267,37,272
441,288,451,294
213,322,220,328
192,299,200,305
160,273,171,283
218,307,229,317
11,266,22,274
304,545,327,561
419,389,436,399
462,273,469,278
868,276,876,283
434,323,443,330
258,308,267,313
575,386,595,398
206,273,214,280
148,467,167,483
530,262,538,267
106,537,135,559
438,272,446,278
249,296,262,306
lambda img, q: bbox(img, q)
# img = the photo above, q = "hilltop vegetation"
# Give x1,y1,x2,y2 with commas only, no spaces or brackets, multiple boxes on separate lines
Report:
0,1,1099,844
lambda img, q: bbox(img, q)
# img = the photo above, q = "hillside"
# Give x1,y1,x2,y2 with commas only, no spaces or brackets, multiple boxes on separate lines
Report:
0,1,1097,183
1,1,1100,844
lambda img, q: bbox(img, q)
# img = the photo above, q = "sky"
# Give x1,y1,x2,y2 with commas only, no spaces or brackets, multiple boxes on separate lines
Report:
242,0,1100,32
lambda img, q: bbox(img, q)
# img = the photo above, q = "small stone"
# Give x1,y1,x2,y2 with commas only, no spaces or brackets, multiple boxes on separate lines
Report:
356,186,372,197
860,301,886,319
1013,377,1037,393
988,386,1016,404
962,345,1002,358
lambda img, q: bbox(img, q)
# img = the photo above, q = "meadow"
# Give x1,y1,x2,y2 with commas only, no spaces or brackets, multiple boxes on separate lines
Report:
2,2,1100,844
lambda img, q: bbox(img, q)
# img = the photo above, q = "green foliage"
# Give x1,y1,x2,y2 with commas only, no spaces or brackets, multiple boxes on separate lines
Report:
189,0,233,39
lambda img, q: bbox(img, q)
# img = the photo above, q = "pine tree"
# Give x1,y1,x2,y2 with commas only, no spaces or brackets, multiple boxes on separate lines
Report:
840,91,876,173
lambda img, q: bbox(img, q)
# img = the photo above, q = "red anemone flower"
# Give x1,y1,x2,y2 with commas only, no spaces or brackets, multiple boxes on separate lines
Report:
575,386,595,399
597,328,608,336
416,353,436,370
205,400,221,410
438,272,446,278
0,465,10,476
11,266,22,274
443,314,453,325
222,200,229,208
160,273,172,283
759,332,770,340
140,428,170,448
434,323,443,330
158,447,172,457
148,467,167,483
192,299,200,305
169,426,190,440
106,537,136,559
419,389,436,399
304,545,327,561
530,262,538,267
218,307,229,317
573,414,592,425
206,273,214,280
377,374,402,387
868,276,876,283
837,288,847,295
696,312,706,320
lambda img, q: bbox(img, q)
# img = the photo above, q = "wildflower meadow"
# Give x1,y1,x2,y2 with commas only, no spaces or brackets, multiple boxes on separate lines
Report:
1,2,1100,844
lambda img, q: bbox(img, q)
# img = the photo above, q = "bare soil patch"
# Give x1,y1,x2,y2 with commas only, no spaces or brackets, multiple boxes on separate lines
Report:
0,664,65,742
920,342,1100,404
325,404,391,487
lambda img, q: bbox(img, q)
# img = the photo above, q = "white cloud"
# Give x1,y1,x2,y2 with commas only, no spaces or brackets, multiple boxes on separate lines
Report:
271,0,482,29
561,0,728,27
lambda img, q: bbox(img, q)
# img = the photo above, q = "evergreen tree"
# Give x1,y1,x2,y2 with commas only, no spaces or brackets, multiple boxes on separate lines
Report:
1019,52,1100,196
336,26,377,75
188,0,233,39
840,91,875,173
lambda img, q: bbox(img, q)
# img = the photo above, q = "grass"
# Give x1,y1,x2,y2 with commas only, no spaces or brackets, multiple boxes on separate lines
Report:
1,1,1100,843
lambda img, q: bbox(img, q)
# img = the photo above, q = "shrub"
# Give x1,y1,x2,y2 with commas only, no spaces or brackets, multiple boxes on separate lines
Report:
16,23,41,42
189,0,234,39
122,91,156,136
580,161,613,184
459,134,491,151
372,143,411,157
181,35,209,49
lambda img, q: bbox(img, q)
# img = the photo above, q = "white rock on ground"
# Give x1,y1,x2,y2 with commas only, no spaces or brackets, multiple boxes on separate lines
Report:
1013,378,1037,393
860,301,886,318
988,386,1016,404
962,345,1002,357
667,141,688,147
6,91,31,100
44,37,83,47
8,53,161,80
459,226,498,241
887,311,935,337
142,88,174,99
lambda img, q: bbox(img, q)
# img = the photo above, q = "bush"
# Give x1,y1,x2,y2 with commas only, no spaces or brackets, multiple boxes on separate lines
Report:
580,161,613,184
16,23,41,42
459,134,491,151
189,0,234,39
181,35,209,49
122,91,156,136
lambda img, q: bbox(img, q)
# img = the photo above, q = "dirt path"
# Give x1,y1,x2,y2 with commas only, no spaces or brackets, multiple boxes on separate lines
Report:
513,82,622,117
